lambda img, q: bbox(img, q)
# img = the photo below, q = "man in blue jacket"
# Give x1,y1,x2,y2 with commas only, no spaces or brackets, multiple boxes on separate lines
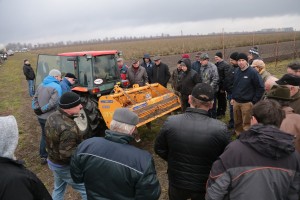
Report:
230,53,264,136
70,108,161,200
32,69,62,165
60,73,77,94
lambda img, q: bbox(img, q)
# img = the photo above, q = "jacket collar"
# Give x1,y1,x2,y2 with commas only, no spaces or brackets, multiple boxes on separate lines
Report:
105,130,134,144
185,107,209,116
58,108,77,119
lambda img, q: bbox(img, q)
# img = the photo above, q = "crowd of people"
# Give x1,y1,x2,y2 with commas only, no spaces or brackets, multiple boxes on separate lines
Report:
1,49,300,200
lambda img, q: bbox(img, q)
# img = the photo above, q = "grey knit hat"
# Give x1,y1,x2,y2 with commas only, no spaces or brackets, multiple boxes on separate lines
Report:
49,69,61,76
0,116,18,159
113,108,139,126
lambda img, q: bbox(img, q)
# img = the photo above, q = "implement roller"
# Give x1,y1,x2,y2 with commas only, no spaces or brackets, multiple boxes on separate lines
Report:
99,83,181,128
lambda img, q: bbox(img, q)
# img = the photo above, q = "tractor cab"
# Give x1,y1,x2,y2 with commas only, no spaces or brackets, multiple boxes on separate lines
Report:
35,50,122,96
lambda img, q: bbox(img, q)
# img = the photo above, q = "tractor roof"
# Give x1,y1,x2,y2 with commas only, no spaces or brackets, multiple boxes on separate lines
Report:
58,50,118,57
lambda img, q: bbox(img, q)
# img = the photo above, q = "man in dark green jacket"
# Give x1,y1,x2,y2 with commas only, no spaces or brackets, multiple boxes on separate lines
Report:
70,108,161,200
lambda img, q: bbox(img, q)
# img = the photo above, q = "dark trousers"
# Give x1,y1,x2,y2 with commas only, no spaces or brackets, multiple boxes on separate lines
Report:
180,94,190,112
38,118,48,158
169,184,205,200
208,94,217,119
216,90,227,116
227,93,234,128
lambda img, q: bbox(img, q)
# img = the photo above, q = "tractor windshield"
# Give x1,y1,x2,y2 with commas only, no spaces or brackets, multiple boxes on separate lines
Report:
35,55,76,89
93,55,119,82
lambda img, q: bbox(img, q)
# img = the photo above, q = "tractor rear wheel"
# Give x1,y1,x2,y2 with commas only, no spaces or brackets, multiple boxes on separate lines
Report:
74,96,106,138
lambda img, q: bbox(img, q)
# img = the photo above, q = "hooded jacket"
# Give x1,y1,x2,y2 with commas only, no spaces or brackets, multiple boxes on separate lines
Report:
155,108,229,193
177,58,200,95
23,64,35,80
32,75,62,119
70,130,161,200
0,116,52,200
206,124,300,200
141,56,154,83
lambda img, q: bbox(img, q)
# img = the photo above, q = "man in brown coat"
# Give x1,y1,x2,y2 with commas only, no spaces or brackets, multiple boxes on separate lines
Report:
266,85,300,152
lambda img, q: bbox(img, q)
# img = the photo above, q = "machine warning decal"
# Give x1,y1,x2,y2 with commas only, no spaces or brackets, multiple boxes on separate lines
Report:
100,100,113,103
102,106,110,109
133,102,147,111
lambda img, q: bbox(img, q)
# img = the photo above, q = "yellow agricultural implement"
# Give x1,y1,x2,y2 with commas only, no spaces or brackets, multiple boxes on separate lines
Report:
99,83,181,128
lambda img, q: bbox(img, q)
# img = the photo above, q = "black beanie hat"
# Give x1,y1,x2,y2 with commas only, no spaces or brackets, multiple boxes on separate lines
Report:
215,52,223,59
230,52,239,61
237,53,248,62
59,92,81,109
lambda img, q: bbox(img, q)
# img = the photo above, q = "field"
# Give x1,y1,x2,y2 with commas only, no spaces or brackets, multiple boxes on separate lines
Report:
0,34,299,199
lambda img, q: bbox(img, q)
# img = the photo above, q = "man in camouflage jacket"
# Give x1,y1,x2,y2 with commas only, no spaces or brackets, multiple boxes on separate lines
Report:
45,92,87,200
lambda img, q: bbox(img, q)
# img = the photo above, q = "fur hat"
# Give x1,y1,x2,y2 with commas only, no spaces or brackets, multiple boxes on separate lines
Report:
113,108,139,126
49,69,61,77
59,92,81,109
251,60,265,69
230,52,239,61
0,116,18,160
237,53,248,62
191,83,214,102
266,85,291,101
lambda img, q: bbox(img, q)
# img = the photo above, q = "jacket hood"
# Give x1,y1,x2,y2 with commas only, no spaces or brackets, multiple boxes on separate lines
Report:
181,58,192,72
239,124,295,159
0,116,18,160
43,75,60,85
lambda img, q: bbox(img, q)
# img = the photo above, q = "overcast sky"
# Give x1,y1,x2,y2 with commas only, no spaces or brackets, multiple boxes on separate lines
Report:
1,0,300,45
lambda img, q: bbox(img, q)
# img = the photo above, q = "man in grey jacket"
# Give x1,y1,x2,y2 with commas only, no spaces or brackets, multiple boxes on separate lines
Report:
32,69,62,164
199,53,219,118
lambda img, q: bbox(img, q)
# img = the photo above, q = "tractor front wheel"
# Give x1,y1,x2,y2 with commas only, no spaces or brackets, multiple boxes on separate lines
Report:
74,96,106,138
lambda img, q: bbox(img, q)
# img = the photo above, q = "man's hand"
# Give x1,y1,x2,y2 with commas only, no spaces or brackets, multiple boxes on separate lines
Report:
34,108,43,115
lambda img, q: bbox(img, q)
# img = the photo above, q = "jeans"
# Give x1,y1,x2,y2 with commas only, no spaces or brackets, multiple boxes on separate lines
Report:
27,79,35,97
49,165,87,200
38,118,48,158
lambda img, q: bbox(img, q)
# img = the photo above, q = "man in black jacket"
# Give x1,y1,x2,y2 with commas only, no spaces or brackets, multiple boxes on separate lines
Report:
151,56,171,87
155,83,230,200
71,108,161,200
206,99,300,200
23,59,36,97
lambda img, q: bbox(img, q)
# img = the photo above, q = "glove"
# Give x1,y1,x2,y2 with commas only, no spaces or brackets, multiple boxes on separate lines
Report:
34,108,43,115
